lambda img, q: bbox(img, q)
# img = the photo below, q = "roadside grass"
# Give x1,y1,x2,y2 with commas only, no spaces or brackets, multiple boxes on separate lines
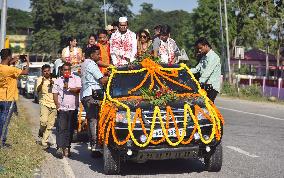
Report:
221,82,284,105
0,106,45,177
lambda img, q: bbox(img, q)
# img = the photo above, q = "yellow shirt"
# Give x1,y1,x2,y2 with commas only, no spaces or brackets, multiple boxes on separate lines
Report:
0,64,22,101
36,76,56,108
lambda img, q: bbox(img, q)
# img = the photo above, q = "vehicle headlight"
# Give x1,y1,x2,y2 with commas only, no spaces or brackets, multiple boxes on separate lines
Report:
115,111,137,124
197,108,209,120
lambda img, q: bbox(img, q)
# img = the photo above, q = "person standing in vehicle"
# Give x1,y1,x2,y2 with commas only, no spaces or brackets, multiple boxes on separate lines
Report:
96,29,111,74
0,49,29,149
36,64,56,148
62,37,83,66
110,17,137,66
153,24,180,64
190,37,221,103
52,62,81,158
81,46,108,151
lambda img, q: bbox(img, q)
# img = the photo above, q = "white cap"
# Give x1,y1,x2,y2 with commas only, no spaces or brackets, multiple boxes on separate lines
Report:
119,17,128,23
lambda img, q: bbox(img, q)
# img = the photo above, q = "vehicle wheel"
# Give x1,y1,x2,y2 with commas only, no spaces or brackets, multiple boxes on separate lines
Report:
19,88,23,95
25,93,31,99
204,142,222,172
103,144,120,175
91,151,103,158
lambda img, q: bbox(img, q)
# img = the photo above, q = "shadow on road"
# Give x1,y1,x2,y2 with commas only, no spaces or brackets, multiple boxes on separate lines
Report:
69,143,205,175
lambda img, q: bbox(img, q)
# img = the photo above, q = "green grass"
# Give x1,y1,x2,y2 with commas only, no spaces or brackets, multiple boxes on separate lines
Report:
221,82,284,105
0,106,45,178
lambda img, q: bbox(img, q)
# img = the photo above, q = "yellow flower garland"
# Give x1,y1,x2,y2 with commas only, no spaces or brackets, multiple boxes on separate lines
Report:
98,58,224,147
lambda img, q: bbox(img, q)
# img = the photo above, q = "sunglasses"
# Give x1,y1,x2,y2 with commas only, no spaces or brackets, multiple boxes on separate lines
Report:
141,35,148,39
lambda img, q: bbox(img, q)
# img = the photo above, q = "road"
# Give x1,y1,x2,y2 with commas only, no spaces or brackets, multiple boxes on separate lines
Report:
19,96,284,178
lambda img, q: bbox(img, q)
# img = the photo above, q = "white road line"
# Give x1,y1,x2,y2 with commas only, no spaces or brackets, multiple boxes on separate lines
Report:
50,135,76,178
217,106,284,121
226,146,259,158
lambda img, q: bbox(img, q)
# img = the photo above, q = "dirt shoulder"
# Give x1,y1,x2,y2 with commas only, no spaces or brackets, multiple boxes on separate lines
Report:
18,96,66,178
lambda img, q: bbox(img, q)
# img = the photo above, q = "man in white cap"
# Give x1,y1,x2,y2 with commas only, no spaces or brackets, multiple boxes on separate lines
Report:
110,17,137,66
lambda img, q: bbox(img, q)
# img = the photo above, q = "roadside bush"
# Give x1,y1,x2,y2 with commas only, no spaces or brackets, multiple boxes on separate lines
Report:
239,84,262,98
221,82,238,96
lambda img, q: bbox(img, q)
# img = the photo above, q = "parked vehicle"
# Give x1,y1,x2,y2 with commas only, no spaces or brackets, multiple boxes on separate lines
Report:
97,60,224,174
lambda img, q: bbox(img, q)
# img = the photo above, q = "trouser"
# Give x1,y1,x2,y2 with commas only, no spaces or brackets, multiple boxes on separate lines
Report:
56,110,77,149
0,101,15,145
82,95,100,145
201,83,219,103
39,104,57,145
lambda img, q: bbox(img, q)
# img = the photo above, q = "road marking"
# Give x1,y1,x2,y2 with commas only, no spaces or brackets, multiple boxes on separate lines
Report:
218,106,284,121
226,146,259,158
60,158,76,178
50,135,76,178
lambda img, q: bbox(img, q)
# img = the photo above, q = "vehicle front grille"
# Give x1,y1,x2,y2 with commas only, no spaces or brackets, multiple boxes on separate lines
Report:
142,109,191,126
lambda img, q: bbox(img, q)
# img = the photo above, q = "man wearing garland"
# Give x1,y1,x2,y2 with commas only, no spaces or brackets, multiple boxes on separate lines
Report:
109,17,137,67
190,37,221,103
153,24,180,64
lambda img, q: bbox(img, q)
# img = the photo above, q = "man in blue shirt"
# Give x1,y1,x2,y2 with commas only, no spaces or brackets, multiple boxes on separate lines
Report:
191,37,221,103
81,46,108,152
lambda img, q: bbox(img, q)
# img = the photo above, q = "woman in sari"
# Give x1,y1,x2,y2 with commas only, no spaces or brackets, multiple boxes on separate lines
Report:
137,29,152,59
62,37,83,66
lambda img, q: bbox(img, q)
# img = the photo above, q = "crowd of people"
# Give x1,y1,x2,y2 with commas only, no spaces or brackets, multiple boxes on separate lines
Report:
0,16,221,159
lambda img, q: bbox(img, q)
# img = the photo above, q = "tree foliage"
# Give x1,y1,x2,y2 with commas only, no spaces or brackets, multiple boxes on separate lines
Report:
5,8,33,35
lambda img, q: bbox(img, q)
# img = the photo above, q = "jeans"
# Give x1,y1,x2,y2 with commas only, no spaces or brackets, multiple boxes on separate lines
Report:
82,95,100,145
0,101,15,145
56,110,77,149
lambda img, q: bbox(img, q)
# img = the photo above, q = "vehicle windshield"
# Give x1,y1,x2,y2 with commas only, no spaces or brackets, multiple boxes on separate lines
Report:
110,68,199,98
28,68,41,76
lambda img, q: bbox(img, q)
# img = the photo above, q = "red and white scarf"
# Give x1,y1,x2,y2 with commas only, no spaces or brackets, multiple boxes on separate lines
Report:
159,38,176,64
110,30,135,66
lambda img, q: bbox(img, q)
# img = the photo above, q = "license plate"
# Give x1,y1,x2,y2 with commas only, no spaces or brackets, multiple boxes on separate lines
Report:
152,128,186,138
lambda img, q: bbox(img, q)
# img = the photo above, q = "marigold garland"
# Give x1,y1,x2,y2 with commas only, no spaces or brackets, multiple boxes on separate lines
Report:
98,58,224,147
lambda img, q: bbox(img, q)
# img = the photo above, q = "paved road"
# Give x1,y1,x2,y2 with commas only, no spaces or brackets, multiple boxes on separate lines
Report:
19,96,284,178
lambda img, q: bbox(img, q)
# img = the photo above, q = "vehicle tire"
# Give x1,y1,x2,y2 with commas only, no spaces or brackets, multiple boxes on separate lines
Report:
19,88,23,95
25,93,32,99
103,144,120,175
204,142,222,172
91,151,103,158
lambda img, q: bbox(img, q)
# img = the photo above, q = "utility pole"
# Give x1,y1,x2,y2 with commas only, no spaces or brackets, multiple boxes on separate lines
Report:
0,0,7,50
265,0,270,77
104,0,107,27
219,0,226,78
224,0,231,83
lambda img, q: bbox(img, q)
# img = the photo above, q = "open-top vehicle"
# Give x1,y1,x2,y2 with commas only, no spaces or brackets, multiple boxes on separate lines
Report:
97,58,224,174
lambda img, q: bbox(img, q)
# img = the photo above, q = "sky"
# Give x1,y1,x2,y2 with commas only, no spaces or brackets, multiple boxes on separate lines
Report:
2,0,198,13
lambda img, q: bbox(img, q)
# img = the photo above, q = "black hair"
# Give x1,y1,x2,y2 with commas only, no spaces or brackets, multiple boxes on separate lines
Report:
154,25,162,30
160,24,171,35
195,37,212,48
84,45,100,59
111,21,119,27
89,34,96,40
138,29,151,40
1,48,12,60
61,62,72,69
97,29,108,36
41,64,51,71
67,36,76,46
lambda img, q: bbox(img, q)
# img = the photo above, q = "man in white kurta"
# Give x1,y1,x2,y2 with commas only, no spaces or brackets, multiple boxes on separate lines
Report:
110,17,137,67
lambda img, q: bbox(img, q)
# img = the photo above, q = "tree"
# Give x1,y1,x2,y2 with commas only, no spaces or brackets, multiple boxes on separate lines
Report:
5,8,33,35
